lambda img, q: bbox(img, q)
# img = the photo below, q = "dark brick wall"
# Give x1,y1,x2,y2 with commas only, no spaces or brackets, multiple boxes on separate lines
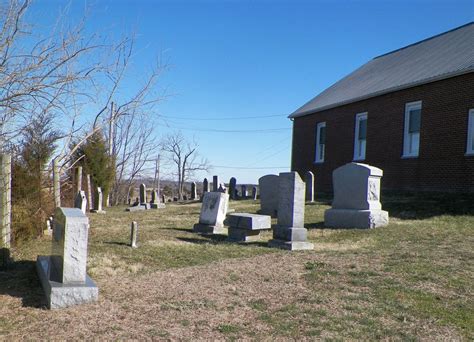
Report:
291,72,474,193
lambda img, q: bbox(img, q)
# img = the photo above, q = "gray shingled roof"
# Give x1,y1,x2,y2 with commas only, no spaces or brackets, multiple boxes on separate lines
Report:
290,22,474,118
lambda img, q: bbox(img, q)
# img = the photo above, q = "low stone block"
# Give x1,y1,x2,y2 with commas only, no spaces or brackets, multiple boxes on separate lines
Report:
150,203,166,209
227,227,261,242
324,209,389,229
224,213,271,230
273,226,308,242
37,256,98,309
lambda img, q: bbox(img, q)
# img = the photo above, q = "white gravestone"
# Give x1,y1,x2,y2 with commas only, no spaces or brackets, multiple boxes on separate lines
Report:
258,174,279,217
74,191,87,214
36,207,98,309
269,172,314,251
324,163,389,228
193,192,229,234
91,187,106,214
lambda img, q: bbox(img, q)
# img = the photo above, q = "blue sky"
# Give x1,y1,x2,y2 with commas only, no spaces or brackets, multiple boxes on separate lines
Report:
32,0,473,184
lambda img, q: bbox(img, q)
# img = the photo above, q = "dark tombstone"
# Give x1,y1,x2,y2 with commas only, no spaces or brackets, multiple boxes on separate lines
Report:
229,177,237,200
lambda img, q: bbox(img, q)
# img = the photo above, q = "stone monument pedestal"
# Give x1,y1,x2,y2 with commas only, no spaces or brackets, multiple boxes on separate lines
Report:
225,213,271,242
268,226,314,250
324,209,389,229
150,203,166,209
36,208,98,309
36,256,98,309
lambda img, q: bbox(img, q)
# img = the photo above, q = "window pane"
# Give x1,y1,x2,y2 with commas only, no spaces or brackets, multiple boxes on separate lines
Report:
319,126,326,144
409,109,421,133
358,119,367,140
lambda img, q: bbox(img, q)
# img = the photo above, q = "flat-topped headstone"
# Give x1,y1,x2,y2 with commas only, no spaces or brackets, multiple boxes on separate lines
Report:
305,171,315,202
269,172,314,251
225,213,271,242
193,192,229,235
258,174,279,217
212,175,219,192
91,187,106,214
229,177,237,200
74,191,87,214
139,183,147,204
324,163,389,228
36,207,98,309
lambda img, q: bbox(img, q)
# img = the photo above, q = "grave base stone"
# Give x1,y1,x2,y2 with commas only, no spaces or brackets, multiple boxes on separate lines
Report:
225,213,271,242
36,256,98,309
324,209,389,229
36,208,98,309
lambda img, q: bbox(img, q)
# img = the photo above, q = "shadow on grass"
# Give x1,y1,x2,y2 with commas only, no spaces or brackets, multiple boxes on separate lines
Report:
177,236,269,248
0,258,45,308
102,241,131,247
162,227,194,233
382,192,474,220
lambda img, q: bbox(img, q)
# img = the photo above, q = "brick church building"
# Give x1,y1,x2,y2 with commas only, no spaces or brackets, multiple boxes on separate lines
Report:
290,22,474,193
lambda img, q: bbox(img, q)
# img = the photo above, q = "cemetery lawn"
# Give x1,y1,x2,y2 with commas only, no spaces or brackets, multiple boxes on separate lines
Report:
1,193,473,340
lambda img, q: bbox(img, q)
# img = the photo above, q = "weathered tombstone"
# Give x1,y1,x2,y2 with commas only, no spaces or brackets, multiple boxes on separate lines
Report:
36,207,98,309
52,157,61,208
269,172,314,250
191,182,197,200
229,177,237,200
74,166,82,194
130,221,138,248
324,163,389,228
203,178,209,193
74,191,87,214
86,174,92,212
91,187,106,214
252,186,257,200
241,185,248,199
193,192,229,234
218,183,227,193
139,183,147,204
258,174,279,217
150,189,165,209
212,175,219,192
162,195,166,203
44,218,53,236
305,171,315,203
0,154,11,250
225,213,271,242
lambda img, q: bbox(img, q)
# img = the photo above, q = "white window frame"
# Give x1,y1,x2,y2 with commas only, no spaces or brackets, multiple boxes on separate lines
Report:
353,112,368,161
402,101,422,158
314,122,326,163
466,109,474,155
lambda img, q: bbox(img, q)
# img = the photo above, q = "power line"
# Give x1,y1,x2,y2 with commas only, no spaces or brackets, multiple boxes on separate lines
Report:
160,114,286,121
213,165,289,169
156,123,290,133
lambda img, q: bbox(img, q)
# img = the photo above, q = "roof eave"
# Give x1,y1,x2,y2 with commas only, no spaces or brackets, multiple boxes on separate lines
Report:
288,67,474,119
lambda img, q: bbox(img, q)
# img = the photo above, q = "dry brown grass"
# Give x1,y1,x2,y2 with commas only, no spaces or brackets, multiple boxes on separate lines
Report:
0,196,473,340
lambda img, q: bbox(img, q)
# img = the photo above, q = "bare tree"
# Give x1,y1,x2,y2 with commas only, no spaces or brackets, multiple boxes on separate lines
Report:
160,131,210,200
111,109,156,205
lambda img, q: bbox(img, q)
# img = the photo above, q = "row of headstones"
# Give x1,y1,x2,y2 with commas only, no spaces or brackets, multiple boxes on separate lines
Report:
201,176,258,200
259,163,389,229
193,172,314,250
126,183,165,211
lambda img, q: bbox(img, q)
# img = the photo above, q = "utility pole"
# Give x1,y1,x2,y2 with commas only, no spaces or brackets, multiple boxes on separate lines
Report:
154,154,161,200
106,102,115,207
